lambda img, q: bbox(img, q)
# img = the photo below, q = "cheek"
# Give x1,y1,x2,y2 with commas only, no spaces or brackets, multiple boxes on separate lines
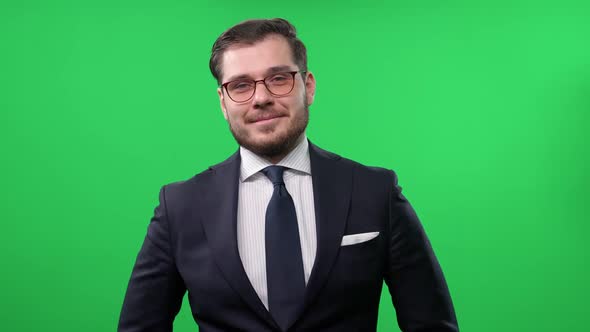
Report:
280,95,305,112
225,106,245,123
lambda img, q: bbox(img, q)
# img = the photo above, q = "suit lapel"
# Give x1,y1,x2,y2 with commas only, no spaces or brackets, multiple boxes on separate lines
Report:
196,151,279,329
295,142,353,324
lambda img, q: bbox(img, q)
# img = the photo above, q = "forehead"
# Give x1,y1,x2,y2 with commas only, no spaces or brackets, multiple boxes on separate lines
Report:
221,35,296,82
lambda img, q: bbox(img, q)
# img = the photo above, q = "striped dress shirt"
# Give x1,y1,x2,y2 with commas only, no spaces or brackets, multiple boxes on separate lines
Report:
237,134,317,310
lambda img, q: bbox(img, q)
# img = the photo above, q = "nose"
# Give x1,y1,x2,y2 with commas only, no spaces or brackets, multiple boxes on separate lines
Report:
252,81,273,108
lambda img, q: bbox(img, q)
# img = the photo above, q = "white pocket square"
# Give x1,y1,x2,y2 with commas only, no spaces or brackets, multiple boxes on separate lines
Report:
340,232,380,246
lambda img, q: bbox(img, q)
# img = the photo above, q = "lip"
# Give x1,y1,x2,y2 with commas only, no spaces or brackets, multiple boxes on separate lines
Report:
251,115,284,124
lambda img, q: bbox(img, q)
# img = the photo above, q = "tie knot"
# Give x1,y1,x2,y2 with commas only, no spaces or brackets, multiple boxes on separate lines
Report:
262,166,286,185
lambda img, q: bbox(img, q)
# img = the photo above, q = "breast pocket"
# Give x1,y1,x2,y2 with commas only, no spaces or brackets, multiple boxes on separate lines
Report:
334,232,384,288
338,232,382,263
341,231,380,246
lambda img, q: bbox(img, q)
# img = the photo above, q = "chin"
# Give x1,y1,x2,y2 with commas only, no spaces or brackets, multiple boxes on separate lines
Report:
252,129,285,143
250,134,287,151
236,129,297,158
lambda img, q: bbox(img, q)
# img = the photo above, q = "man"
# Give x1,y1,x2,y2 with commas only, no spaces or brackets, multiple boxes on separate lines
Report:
118,18,459,332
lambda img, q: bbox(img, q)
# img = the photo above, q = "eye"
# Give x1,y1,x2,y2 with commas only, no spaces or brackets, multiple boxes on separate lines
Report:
268,73,290,84
229,81,253,91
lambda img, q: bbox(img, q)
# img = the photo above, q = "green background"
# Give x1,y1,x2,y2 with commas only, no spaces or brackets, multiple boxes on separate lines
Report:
2,0,589,331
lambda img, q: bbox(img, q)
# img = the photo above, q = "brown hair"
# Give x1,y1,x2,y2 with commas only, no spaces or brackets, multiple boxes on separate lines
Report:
209,18,308,85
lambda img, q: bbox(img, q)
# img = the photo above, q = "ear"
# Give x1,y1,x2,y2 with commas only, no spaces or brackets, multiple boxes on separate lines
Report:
304,71,316,106
217,87,229,120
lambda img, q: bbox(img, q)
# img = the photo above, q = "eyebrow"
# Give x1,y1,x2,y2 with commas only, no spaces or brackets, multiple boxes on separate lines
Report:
224,65,295,83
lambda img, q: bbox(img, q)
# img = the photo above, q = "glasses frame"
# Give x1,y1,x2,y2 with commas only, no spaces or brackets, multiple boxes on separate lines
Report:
220,70,306,103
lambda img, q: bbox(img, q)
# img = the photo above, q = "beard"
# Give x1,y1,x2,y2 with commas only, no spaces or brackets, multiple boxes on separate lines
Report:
227,102,309,161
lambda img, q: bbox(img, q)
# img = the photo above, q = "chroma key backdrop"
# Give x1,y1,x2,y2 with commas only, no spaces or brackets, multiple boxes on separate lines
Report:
1,0,589,331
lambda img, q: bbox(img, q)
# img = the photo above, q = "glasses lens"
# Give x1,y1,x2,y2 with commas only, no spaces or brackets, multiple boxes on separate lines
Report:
227,80,255,102
266,72,295,95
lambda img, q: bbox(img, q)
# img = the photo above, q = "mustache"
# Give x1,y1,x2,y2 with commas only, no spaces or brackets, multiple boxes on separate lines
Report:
246,110,287,123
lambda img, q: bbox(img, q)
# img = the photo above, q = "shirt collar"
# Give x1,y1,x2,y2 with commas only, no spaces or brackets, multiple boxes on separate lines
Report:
239,133,311,182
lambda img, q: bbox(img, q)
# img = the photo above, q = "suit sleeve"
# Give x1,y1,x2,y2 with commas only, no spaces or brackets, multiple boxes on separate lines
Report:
383,170,459,332
118,185,186,332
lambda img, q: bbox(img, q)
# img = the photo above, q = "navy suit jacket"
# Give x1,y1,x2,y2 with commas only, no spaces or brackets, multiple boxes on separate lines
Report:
118,142,459,332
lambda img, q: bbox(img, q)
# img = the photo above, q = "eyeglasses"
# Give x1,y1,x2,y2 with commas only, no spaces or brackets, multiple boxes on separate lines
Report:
221,71,306,103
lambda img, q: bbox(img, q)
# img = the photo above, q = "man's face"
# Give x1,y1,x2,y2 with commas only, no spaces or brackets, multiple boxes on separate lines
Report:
217,35,316,159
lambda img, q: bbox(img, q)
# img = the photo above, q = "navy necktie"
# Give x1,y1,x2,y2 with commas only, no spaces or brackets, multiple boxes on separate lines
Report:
262,166,305,331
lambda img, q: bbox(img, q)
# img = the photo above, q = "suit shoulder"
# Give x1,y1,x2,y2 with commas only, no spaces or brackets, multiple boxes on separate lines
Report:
161,170,209,194
325,153,398,203
336,154,396,181
161,151,239,196
311,142,396,182
343,156,393,175
346,159,398,195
